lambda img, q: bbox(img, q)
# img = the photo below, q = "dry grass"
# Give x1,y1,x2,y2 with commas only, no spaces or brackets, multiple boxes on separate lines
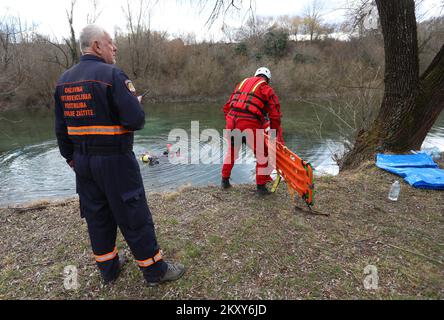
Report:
0,161,443,300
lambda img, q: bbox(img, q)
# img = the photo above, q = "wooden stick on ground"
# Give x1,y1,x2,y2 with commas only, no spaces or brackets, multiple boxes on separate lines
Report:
294,205,331,217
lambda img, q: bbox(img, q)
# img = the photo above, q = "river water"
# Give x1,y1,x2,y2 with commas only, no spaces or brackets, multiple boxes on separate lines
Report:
1,101,443,206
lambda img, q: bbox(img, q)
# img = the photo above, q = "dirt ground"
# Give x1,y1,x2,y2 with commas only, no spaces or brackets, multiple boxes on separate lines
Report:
0,161,443,300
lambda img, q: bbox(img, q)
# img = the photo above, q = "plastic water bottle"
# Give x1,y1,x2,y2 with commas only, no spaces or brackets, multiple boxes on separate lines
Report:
388,180,401,201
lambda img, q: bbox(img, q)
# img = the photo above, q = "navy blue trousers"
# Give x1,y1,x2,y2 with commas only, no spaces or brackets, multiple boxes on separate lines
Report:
74,151,167,282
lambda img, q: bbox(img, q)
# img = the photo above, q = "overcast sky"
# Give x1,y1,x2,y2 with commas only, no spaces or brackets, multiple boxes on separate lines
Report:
0,0,442,41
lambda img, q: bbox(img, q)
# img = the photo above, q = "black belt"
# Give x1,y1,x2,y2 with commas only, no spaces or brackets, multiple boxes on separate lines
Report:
74,143,133,155
229,108,264,122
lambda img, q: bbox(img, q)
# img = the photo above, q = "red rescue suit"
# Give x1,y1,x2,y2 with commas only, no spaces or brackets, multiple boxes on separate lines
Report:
222,76,284,185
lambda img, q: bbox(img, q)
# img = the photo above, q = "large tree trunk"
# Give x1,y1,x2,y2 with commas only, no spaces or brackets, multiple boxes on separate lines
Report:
340,0,444,170
409,44,444,149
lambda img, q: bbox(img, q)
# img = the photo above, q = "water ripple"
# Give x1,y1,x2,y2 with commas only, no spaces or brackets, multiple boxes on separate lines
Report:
2,115,443,206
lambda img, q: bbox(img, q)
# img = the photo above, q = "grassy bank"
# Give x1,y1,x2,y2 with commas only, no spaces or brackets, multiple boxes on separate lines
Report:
0,161,443,300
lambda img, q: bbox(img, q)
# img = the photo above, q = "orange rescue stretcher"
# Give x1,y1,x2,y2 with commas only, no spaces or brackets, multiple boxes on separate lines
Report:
265,133,314,207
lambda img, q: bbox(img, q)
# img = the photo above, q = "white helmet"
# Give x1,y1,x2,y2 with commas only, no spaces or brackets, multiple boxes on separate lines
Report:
255,67,271,80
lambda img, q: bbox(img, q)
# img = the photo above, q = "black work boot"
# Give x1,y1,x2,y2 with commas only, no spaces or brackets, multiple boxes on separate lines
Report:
257,184,271,196
103,253,128,285
221,178,232,189
146,262,186,287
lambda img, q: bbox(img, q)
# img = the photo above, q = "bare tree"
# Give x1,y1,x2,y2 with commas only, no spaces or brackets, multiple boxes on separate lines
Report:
341,0,444,169
277,15,303,39
0,16,16,71
194,0,255,26
65,0,79,65
302,0,324,41
233,15,273,42
0,15,27,70
122,0,157,79
42,0,79,69
87,0,103,24
344,0,377,37
0,15,28,97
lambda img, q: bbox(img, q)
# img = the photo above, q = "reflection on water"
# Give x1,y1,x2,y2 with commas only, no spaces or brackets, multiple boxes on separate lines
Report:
0,102,443,206
422,123,444,150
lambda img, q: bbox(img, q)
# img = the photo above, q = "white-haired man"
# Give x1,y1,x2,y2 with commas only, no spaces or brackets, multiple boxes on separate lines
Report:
54,24,185,286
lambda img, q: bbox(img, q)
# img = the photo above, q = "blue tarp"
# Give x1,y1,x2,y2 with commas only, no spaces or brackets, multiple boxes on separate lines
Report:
376,153,444,190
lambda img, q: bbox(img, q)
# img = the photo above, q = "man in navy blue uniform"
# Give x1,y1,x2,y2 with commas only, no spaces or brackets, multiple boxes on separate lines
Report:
54,24,185,286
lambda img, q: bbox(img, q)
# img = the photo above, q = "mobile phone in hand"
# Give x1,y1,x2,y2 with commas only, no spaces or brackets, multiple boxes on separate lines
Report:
138,90,149,103
141,90,150,98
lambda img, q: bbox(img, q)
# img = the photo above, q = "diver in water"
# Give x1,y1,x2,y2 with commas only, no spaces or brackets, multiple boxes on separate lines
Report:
163,144,172,156
142,144,182,165
140,153,160,165
162,144,181,157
